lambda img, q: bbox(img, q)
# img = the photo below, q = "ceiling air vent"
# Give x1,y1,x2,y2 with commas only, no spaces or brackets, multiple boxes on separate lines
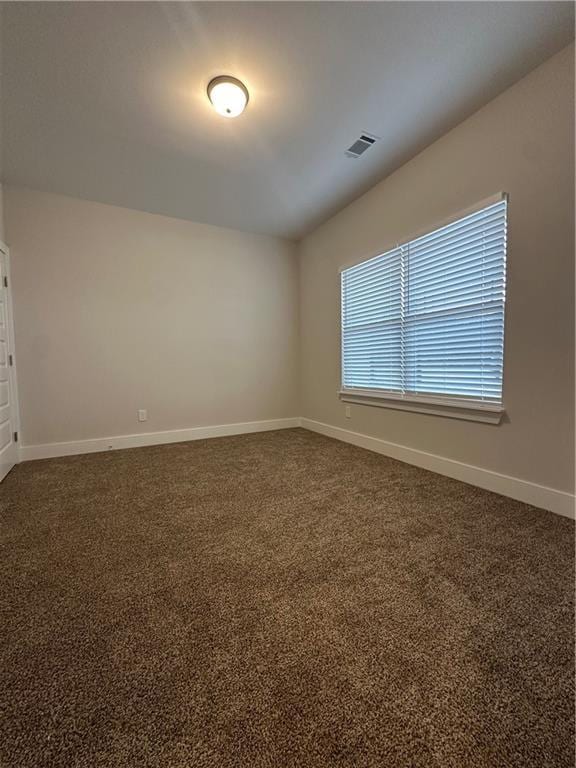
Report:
345,133,379,159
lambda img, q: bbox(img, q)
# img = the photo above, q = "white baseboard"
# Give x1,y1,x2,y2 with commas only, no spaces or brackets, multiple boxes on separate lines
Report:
18,415,574,520
300,418,575,520
19,417,300,462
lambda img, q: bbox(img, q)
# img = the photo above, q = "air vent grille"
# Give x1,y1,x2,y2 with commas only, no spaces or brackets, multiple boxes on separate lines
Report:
345,133,378,159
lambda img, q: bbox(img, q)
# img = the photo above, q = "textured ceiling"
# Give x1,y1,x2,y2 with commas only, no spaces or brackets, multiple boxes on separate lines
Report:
1,2,574,239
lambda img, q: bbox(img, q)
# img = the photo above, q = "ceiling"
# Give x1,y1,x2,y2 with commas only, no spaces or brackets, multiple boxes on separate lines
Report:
1,2,574,240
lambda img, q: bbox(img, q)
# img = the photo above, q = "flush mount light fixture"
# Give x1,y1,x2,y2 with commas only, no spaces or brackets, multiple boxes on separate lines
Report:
207,76,249,118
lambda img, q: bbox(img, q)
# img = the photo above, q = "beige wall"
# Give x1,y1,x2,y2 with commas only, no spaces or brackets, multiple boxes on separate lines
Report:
299,44,575,494
6,187,299,445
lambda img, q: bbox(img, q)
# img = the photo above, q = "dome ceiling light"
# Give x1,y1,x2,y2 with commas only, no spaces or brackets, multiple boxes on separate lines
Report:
207,76,249,118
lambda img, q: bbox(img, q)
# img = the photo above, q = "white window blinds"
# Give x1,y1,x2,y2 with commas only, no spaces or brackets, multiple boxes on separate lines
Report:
341,197,507,405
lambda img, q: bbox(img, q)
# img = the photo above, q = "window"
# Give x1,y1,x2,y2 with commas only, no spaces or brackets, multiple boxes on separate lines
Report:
340,195,507,423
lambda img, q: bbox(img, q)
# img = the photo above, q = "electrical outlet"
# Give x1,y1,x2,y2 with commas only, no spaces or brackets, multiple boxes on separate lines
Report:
138,409,148,422
345,405,351,419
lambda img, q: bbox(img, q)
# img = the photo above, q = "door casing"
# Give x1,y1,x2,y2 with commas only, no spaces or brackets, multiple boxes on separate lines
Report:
0,242,21,481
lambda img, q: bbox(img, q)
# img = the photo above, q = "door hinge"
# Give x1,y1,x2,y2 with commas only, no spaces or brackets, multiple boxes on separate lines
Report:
3,276,7,288
8,354,13,366
13,431,18,443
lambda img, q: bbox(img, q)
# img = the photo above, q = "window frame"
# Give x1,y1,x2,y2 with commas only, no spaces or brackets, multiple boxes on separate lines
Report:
339,192,507,425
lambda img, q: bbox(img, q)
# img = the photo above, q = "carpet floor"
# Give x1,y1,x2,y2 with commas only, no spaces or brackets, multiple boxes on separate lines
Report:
0,428,573,767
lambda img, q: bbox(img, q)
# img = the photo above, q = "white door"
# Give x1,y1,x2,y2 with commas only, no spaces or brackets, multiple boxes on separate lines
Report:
0,245,18,482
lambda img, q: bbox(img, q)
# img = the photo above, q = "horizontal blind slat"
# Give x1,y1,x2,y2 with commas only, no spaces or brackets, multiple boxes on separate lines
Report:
407,234,505,273
341,198,507,403
407,202,506,254
408,219,505,266
408,256,505,294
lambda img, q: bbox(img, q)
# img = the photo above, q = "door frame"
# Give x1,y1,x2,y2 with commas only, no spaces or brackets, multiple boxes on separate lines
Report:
0,240,21,466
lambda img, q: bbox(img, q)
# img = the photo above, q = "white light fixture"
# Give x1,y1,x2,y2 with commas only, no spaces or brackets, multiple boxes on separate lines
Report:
207,76,249,118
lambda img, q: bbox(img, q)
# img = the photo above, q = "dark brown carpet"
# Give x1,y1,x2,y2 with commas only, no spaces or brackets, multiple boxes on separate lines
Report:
0,428,573,767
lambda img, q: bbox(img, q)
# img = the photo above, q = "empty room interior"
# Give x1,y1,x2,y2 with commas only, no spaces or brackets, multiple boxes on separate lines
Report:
0,2,575,766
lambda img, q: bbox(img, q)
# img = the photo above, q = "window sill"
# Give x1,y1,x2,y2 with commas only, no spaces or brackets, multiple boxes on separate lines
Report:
339,389,504,424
